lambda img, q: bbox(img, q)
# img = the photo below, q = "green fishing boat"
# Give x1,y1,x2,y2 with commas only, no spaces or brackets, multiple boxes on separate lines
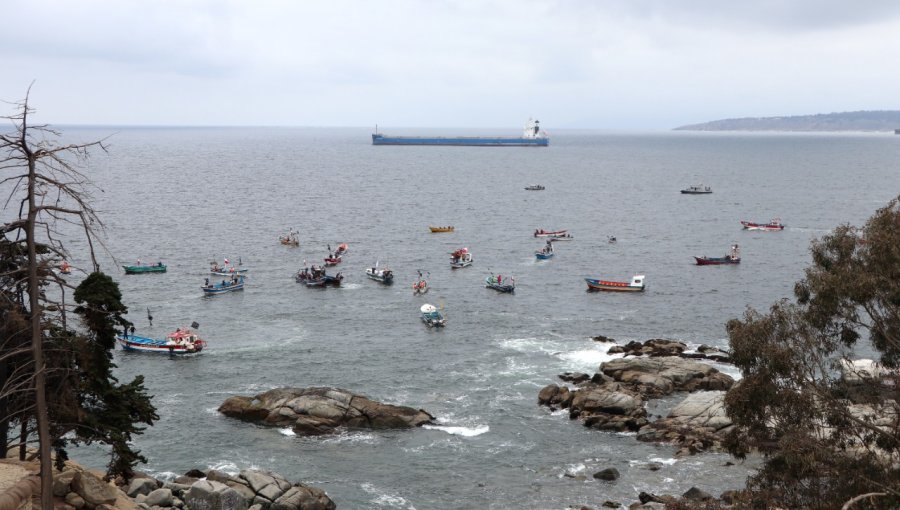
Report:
123,262,167,274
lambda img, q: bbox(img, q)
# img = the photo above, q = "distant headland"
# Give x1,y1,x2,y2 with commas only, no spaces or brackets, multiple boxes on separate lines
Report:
674,110,900,132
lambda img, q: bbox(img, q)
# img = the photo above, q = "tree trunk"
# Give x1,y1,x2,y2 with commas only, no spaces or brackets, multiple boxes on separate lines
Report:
24,124,53,510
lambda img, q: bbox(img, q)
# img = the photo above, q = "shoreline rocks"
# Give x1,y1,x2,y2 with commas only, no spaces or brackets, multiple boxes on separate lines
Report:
218,387,434,435
540,338,737,451
44,459,336,510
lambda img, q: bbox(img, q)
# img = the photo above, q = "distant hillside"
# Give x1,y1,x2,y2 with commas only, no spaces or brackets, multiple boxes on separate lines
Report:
674,110,900,132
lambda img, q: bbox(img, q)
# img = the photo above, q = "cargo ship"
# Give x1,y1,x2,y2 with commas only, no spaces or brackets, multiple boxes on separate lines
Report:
372,119,549,147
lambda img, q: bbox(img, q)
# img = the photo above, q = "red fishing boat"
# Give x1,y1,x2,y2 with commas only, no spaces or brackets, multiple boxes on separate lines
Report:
585,275,646,292
741,218,784,231
695,244,741,265
534,228,568,238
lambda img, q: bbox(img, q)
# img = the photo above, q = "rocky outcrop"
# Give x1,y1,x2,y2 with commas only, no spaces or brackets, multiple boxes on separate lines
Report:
539,349,736,451
599,337,732,363
637,391,733,454
600,357,734,397
219,387,434,435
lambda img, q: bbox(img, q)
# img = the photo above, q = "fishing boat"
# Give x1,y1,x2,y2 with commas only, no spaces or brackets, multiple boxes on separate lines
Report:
58,261,72,274
681,184,712,194
450,248,473,268
117,329,206,354
334,243,349,257
123,261,166,274
524,184,545,191
485,274,515,293
202,275,245,295
210,258,248,276
366,263,394,284
741,218,784,231
373,119,549,147
534,228,568,238
547,232,574,241
695,244,741,265
279,229,300,246
535,241,554,260
420,304,446,328
429,226,455,233
585,275,646,292
324,255,342,266
296,266,343,287
412,271,429,295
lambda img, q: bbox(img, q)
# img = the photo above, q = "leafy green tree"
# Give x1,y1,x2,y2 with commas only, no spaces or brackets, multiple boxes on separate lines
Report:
70,272,157,479
725,195,900,509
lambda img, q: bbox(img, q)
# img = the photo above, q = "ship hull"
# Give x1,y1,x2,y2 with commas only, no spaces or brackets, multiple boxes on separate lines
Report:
372,134,548,147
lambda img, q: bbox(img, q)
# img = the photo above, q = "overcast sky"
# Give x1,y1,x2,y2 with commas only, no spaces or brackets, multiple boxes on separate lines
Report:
3,0,900,129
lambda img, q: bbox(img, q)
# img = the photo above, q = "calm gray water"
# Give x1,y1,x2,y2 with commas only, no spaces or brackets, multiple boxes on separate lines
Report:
58,127,898,509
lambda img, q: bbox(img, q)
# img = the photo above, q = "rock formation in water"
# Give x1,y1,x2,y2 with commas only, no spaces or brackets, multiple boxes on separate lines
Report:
218,387,435,434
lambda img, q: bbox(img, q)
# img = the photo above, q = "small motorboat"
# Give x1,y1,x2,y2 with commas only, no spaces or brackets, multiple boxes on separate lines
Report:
116,328,206,354
695,244,741,265
334,243,349,257
429,226,455,233
585,275,645,292
534,228,568,238
324,255,342,266
296,266,343,287
741,218,784,231
58,261,72,274
123,261,166,274
524,184,545,191
202,275,245,295
535,241,554,260
412,271,429,295
450,248,473,269
607,236,617,244
279,229,300,246
420,304,446,328
210,258,248,276
547,233,574,241
681,184,712,194
485,274,515,293
366,263,394,284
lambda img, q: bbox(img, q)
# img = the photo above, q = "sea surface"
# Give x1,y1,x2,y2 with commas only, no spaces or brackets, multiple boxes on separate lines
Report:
55,127,899,509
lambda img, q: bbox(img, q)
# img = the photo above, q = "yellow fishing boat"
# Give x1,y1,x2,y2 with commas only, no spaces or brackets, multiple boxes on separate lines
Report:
429,226,455,233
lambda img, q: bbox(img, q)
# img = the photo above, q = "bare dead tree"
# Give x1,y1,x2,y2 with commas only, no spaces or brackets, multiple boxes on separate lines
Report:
1,85,109,510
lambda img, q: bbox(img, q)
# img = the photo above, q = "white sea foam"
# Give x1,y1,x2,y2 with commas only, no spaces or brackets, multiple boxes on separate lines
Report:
422,424,489,437
208,461,240,475
278,428,296,436
360,483,417,509
649,457,679,465
321,431,380,445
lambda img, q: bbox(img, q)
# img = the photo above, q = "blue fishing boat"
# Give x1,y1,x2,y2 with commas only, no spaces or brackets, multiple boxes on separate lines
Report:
202,275,245,295
372,119,549,147
296,265,343,287
535,241,554,260
420,304,446,328
116,329,206,354
485,274,515,293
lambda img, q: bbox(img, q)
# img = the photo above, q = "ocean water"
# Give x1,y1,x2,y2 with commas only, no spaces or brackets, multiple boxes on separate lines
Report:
56,127,899,509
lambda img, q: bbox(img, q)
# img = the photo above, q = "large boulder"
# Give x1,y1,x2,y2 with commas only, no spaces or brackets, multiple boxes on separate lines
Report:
636,391,733,453
600,357,734,397
271,485,336,510
72,471,119,507
185,480,248,510
219,387,434,435
539,381,648,432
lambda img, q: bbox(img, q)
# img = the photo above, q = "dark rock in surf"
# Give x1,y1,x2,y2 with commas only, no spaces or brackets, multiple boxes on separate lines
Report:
218,387,434,435
593,468,620,481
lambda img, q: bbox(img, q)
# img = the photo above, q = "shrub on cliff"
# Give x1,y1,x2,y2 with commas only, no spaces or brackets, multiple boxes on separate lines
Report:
725,195,900,509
